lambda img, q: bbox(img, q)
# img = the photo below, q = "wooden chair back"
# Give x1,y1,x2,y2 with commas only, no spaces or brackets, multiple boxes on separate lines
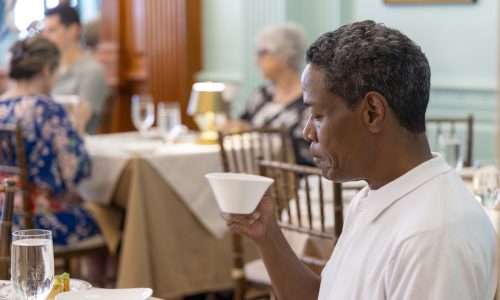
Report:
0,124,33,229
0,178,18,279
426,115,474,167
217,126,293,300
218,126,293,175
258,160,343,272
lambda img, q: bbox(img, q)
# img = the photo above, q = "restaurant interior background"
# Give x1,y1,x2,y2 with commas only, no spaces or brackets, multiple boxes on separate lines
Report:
0,0,498,164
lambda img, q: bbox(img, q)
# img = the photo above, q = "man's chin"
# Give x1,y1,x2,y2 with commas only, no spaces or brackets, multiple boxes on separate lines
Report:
318,167,334,181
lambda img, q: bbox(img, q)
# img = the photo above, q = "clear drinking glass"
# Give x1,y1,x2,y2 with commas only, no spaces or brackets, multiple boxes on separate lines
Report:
157,102,181,142
438,135,463,171
131,94,155,136
157,102,181,133
11,229,54,300
473,167,500,209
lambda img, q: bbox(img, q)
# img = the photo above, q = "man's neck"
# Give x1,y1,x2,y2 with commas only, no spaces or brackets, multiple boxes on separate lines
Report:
365,134,433,190
61,44,84,68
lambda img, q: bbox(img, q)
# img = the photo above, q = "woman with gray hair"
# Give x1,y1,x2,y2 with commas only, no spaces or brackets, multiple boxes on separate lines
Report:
236,23,313,166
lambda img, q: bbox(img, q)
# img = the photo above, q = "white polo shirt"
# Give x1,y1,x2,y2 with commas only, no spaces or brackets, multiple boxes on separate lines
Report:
318,155,497,300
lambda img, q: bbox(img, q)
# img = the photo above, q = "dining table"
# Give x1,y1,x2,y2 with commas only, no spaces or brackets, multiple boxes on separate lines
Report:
77,131,258,299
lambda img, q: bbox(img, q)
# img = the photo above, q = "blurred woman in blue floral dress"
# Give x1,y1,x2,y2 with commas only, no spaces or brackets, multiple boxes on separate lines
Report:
0,35,99,246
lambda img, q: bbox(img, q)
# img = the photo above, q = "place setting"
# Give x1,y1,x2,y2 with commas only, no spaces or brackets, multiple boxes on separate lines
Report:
1,229,153,300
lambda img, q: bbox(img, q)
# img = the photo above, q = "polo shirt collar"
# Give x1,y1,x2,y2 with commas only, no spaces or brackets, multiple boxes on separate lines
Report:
361,153,451,223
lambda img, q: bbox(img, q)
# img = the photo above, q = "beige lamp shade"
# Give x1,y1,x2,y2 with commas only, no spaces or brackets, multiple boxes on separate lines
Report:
187,82,227,144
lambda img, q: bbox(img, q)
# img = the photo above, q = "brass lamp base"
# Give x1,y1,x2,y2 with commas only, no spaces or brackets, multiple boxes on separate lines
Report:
197,131,219,144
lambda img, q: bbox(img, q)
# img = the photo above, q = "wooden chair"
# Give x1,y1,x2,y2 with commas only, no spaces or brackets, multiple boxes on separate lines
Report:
0,178,17,280
0,124,109,282
218,126,293,175
218,127,294,300
426,114,474,167
0,124,33,229
258,160,344,274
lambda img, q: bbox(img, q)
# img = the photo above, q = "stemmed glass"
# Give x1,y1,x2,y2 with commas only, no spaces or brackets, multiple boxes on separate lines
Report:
131,94,155,137
11,229,54,300
473,166,500,209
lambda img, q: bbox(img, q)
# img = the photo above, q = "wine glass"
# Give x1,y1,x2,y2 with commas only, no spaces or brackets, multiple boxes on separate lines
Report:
131,94,155,136
473,166,500,209
11,229,54,300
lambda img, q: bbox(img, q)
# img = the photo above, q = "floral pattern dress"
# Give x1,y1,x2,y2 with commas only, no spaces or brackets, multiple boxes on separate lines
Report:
0,94,99,246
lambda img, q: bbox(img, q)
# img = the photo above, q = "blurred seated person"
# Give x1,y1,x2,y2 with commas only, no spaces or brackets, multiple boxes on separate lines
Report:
43,4,107,134
82,17,101,54
0,36,99,246
227,24,313,166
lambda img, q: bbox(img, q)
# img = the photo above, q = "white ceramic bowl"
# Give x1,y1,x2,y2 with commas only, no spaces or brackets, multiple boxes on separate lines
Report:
205,172,274,214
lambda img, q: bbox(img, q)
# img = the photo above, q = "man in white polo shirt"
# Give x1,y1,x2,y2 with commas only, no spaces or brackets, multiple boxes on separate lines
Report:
222,20,497,299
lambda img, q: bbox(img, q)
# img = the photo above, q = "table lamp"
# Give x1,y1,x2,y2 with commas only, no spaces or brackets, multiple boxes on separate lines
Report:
187,82,227,144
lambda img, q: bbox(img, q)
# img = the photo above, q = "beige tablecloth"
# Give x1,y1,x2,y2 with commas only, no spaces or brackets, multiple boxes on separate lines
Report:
79,133,229,240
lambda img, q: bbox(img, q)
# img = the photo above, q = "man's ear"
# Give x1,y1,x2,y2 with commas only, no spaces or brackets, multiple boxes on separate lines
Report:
360,91,387,134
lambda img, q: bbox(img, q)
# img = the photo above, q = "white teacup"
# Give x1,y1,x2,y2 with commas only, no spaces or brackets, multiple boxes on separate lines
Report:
205,172,274,214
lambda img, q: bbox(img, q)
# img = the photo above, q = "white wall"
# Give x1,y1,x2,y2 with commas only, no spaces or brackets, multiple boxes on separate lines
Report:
354,0,497,90
198,0,243,82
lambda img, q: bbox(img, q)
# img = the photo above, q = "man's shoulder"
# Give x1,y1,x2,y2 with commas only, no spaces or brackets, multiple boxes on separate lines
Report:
398,171,496,248
74,53,106,75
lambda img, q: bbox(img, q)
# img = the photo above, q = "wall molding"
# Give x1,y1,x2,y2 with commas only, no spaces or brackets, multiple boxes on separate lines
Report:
431,78,497,92
195,71,243,83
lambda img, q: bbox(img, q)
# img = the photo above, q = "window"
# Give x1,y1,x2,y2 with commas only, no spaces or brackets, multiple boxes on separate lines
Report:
13,0,79,37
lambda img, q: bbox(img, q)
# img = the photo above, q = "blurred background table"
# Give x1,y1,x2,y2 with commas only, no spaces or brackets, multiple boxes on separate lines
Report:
77,132,256,299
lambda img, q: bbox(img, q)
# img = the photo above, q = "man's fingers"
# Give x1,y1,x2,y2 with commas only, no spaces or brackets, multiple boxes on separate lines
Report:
222,211,261,226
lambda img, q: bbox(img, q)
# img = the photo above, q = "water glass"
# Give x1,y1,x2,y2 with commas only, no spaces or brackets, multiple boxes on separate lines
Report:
131,94,155,136
439,135,463,171
157,102,181,135
11,229,54,300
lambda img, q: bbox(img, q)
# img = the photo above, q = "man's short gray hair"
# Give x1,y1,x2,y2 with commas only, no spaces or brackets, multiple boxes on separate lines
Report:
305,20,431,134
255,23,306,72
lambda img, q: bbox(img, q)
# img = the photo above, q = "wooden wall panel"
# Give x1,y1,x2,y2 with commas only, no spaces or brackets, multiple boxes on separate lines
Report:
99,0,201,132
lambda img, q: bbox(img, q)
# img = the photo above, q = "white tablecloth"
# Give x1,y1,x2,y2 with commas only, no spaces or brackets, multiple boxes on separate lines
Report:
77,132,228,239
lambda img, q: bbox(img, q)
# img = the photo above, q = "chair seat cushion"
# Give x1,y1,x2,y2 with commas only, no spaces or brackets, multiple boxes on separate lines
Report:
244,259,271,286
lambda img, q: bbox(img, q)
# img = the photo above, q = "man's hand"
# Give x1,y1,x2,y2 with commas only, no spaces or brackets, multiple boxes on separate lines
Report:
220,193,277,243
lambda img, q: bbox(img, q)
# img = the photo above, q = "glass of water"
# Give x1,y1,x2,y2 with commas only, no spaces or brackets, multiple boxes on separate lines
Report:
11,229,54,300
439,135,463,171
131,94,155,136
157,102,181,141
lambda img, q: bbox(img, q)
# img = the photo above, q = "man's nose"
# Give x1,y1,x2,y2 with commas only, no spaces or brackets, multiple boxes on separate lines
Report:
303,116,317,142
